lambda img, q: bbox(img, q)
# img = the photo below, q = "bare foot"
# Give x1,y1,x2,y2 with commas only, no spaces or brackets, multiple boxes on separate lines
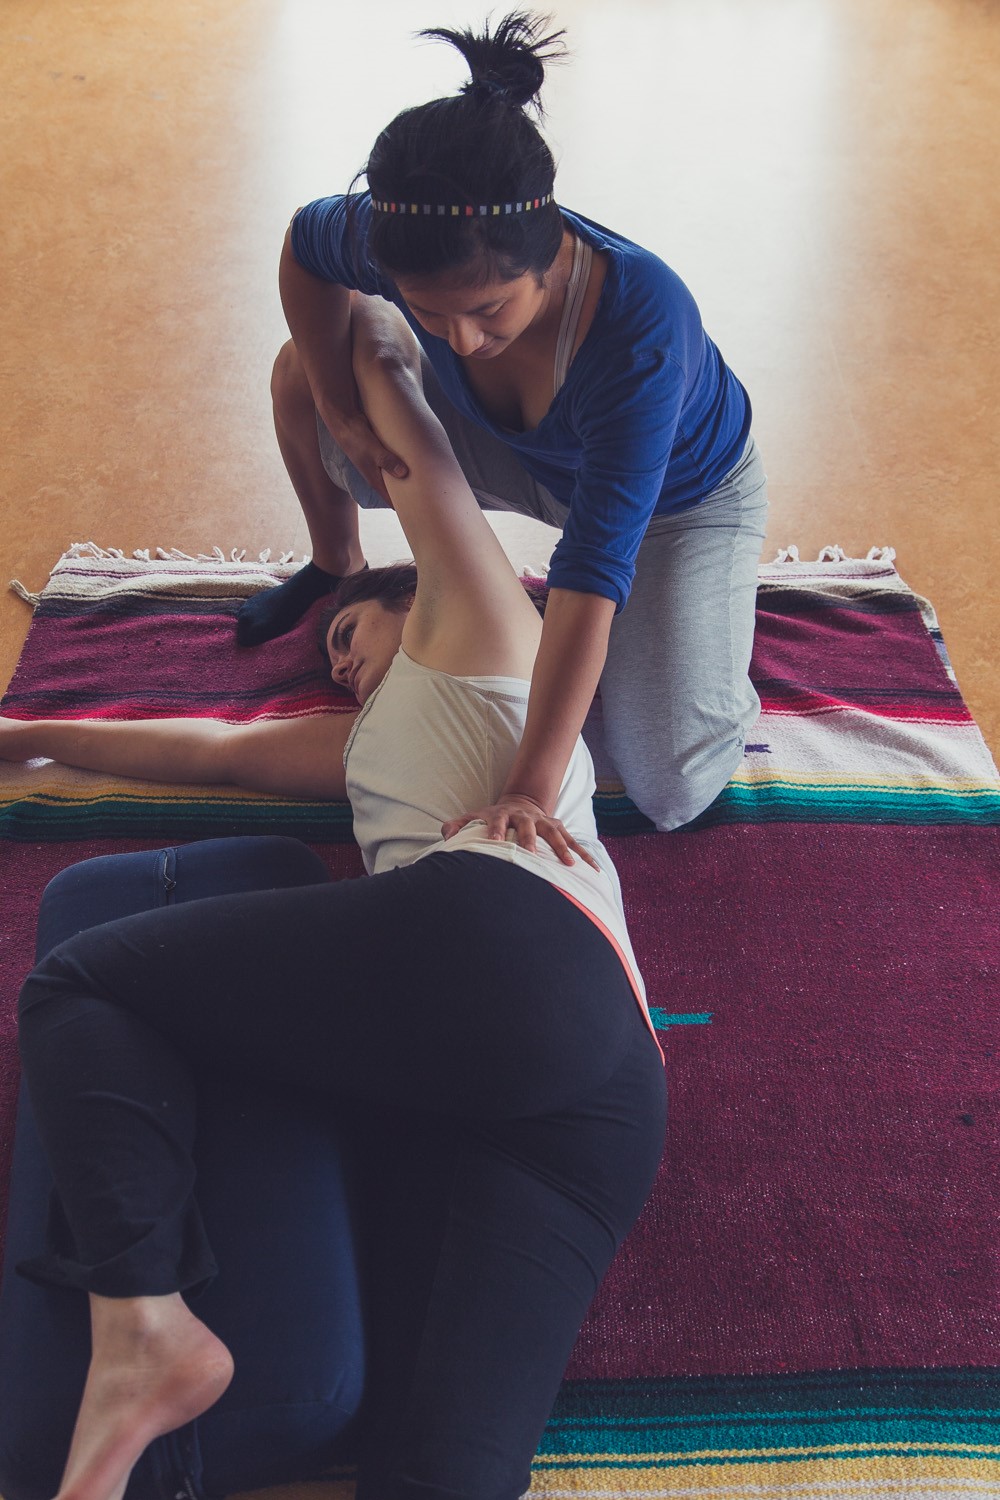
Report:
55,1292,234,1500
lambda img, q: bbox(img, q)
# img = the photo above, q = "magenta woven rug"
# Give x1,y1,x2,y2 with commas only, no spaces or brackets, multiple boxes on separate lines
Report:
2,544,999,1496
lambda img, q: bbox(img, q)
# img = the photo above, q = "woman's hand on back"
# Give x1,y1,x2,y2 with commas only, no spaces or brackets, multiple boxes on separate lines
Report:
442,794,601,870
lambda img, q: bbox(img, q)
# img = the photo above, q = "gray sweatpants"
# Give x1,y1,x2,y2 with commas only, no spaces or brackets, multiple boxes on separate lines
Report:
318,364,768,831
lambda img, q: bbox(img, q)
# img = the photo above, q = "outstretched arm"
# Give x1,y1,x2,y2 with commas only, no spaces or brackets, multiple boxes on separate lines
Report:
0,712,354,801
348,298,542,680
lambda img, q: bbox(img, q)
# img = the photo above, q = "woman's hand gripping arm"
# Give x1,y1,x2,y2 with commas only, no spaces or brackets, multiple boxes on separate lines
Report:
0,712,355,801
279,224,407,503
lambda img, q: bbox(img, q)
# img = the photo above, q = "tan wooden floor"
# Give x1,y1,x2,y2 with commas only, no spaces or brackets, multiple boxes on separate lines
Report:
2,0,998,753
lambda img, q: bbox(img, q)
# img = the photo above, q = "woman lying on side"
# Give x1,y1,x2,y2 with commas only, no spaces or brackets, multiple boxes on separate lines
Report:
3,297,667,1500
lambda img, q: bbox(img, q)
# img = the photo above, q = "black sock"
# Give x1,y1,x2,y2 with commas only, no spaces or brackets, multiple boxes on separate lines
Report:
236,562,344,647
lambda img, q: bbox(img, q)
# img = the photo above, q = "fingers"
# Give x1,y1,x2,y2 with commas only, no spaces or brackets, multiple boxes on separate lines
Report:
441,805,602,872
514,819,601,870
333,411,407,498
513,813,541,858
531,817,576,866
484,811,514,845
441,813,475,841
360,446,407,505
562,834,603,871
503,812,581,867
541,822,575,866
377,450,409,482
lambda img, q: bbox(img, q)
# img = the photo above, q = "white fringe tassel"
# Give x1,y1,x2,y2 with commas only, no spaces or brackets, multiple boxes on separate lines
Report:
58,541,899,569
8,579,43,606
61,541,304,566
772,544,896,565
8,543,897,611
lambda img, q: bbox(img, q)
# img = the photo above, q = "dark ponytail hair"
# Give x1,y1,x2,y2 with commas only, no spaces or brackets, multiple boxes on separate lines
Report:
359,11,568,287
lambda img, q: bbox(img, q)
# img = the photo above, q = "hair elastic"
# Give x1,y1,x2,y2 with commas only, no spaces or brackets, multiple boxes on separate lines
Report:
370,193,554,218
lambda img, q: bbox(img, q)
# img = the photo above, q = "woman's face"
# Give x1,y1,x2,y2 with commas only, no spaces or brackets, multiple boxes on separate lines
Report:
325,597,408,705
393,267,548,359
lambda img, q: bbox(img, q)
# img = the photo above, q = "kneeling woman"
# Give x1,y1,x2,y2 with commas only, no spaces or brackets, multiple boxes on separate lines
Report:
11,299,667,1500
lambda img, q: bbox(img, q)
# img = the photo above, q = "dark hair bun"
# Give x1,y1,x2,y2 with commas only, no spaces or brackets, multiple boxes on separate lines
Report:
420,10,566,113
361,10,567,282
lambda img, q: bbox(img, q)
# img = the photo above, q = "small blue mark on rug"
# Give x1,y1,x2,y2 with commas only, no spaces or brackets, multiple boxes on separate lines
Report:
649,1010,714,1029
743,743,771,754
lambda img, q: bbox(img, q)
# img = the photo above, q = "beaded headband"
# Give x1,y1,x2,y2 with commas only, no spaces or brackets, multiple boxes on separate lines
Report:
370,192,554,218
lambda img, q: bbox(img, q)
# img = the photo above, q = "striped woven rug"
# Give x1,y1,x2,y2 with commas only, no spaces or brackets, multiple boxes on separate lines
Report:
2,544,999,1498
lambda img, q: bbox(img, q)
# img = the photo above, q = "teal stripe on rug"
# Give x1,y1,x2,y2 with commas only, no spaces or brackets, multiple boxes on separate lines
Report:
595,782,1000,833
7,781,998,844
701,792,1000,828
540,1421,993,1461
0,797,356,843
536,1369,1000,1459
540,1446,998,1470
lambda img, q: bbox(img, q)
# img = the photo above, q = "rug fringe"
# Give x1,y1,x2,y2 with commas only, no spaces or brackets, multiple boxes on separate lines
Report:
62,542,304,566
8,579,43,606
771,544,896,565
56,540,898,570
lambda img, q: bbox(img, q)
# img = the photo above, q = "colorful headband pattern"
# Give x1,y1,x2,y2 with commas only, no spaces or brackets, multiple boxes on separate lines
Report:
370,193,554,218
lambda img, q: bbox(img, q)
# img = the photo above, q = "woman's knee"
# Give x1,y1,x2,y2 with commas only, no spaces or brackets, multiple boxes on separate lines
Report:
36,860,98,928
621,728,747,831
37,854,134,916
33,840,328,959
271,338,316,422
239,834,330,886
34,852,160,959
173,835,329,895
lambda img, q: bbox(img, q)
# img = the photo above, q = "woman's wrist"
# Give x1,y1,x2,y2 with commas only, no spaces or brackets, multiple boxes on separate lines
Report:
495,790,549,820
315,395,363,440
0,717,45,761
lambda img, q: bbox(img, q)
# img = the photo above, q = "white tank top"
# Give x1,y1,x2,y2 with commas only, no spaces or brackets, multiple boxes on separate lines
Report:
343,650,653,1035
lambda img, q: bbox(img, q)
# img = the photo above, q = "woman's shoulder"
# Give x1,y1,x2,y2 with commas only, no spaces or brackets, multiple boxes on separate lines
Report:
564,210,700,339
291,193,393,297
559,209,704,382
563,209,687,291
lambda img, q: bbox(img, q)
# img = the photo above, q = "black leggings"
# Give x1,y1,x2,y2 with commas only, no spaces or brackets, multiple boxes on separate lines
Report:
18,848,667,1500
1,838,366,1500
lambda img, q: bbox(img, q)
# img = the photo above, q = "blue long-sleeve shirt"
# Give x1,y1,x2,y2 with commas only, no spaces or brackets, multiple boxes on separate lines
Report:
291,194,751,610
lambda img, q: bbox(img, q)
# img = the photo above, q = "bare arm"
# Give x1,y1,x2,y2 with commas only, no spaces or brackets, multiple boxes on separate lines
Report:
439,588,614,864
279,226,406,498
0,713,355,801
493,587,616,813
349,300,542,678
